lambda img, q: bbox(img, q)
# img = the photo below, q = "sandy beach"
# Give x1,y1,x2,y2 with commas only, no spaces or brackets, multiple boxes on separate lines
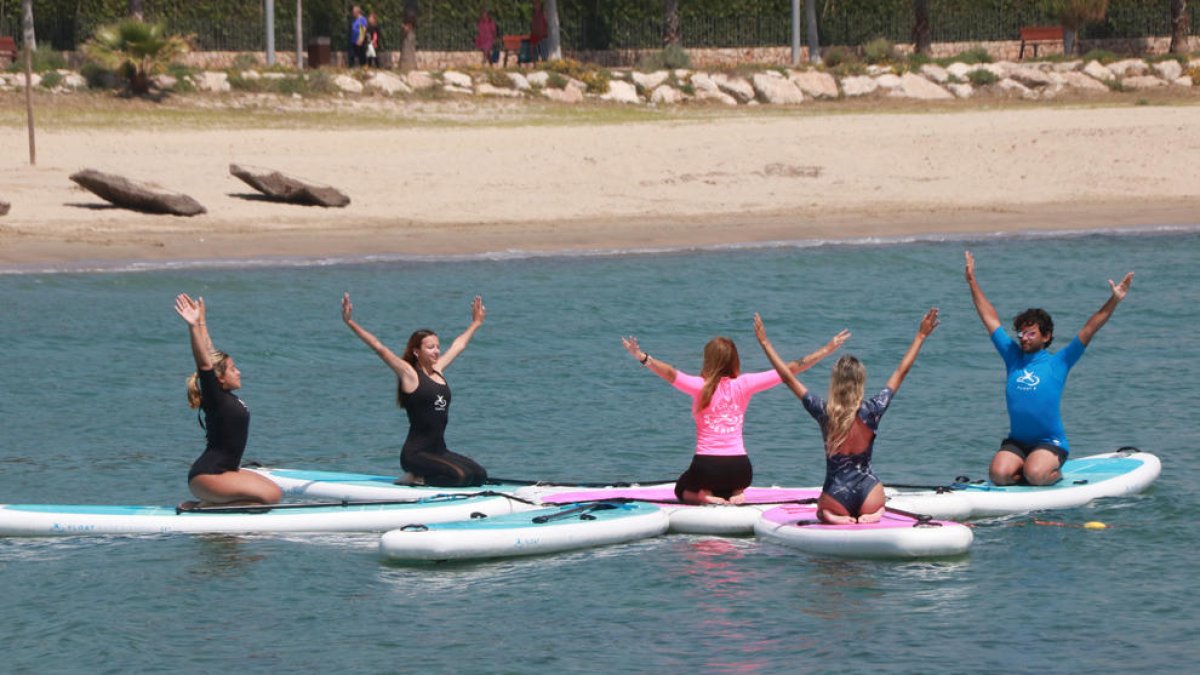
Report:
2,99,1198,267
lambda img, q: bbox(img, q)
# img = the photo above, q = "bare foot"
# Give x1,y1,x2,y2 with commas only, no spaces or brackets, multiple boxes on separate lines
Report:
393,473,425,486
817,509,858,525
729,491,746,505
857,507,884,524
177,500,200,511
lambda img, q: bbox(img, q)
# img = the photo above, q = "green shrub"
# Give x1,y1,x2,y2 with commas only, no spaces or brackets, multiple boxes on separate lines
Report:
484,68,512,88
79,62,118,89
638,43,692,71
1081,49,1118,63
39,70,64,88
863,37,895,64
822,46,859,68
967,68,999,86
5,45,66,73
231,53,259,70
942,46,992,65
545,72,568,89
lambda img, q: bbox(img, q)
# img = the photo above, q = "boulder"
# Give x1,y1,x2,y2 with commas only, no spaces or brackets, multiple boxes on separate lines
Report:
1152,60,1183,81
751,72,804,104
61,72,87,89
365,71,412,95
711,73,755,102
875,73,903,90
697,89,738,106
1174,76,1194,87
477,83,522,98
895,72,953,100
632,70,670,90
507,72,531,91
1122,75,1166,89
229,164,350,208
689,72,720,94
0,199,9,216
332,74,363,93
945,62,974,80
526,71,550,87
948,83,974,99
650,85,683,104
70,169,206,216
542,86,584,103
840,76,878,97
442,70,473,89
920,63,950,83
405,71,437,90
1083,60,1115,82
1108,59,1148,77
601,79,640,103
1062,71,1109,92
1053,60,1083,72
1009,66,1054,87
195,71,230,93
788,70,839,98
997,78,1037,99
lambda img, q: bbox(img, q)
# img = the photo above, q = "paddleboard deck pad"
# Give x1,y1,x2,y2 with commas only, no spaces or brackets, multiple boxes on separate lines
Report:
755,503,973,559
379,501,670,562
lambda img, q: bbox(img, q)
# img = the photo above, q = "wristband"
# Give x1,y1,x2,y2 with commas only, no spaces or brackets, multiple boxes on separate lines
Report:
639,353,650,365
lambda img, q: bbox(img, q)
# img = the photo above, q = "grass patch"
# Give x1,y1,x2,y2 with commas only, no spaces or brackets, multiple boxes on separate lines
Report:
1081,49,1119,63
937,46,991,66
967,69,999,86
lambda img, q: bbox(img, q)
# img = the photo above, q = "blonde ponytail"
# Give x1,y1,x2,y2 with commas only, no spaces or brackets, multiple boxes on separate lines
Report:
824,355,865,453
185,350,230,409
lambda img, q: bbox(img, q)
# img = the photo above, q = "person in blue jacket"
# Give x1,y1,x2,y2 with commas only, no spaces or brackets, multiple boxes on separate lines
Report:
965,251,1133,486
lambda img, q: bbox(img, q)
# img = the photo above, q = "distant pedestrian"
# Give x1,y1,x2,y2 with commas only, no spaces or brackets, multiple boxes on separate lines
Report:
530,0,548,61
476,7,499,66
366,13,382,68
349,5,368,67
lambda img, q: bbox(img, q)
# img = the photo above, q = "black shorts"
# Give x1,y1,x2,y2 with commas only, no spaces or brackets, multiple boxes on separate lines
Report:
1000,438,1067,466
674,454,753,502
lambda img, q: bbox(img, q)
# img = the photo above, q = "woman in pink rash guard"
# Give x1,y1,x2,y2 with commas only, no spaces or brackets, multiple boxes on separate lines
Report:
621,330,849,505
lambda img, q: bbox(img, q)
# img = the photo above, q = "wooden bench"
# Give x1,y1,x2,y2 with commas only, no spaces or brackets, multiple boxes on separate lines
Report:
1019,26,1064,59
0,36,18,67
501,34,530,67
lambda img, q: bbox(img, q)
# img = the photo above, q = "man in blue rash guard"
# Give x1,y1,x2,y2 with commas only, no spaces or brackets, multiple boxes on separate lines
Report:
964,251,1134,486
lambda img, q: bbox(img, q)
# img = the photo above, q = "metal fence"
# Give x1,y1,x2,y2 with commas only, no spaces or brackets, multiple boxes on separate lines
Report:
2,5,1196,54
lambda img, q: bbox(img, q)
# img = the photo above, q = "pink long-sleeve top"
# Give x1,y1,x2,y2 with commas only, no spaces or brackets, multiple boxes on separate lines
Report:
671,369,784,456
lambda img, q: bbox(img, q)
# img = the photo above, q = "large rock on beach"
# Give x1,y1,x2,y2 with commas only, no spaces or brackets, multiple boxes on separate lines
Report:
1062,71,1109,92
229,164,350,208
442,70,473,89
365,71,412,95
1173,76,1194,87
711,73,755,102
751,72,804,104
874,73,903,90
1122,75,1166,89
70,169,206,216
333,74,363,93
840,76,878,97
1083,60,1115,82
1108,59,1148,77
997,78,1037,99
1152,60,1183,81
526,71,550,88
477,83,522,98
542,86,583,103
195,71,230,92
895,72,953,100
601,79,641,104
405,71,437,90
789,70,839,98
920,63,950,83
948,83,974,99
507,72,531,91
1009,66,1054,87
632,70,670,90
697,89,738,106
650,85,683,104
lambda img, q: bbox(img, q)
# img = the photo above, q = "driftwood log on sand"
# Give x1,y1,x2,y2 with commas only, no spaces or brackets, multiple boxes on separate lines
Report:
229,164,351,207
69,169,207,216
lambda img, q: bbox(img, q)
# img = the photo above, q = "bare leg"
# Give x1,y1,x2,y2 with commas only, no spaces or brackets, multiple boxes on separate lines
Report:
1022,449,1064,486
189,468,283,506
989,449,1026,486
817,493,857,524
855,484,887,523
681,489,728,505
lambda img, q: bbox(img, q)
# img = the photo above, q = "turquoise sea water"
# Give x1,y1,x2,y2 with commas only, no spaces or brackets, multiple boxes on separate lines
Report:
2,230,1198,673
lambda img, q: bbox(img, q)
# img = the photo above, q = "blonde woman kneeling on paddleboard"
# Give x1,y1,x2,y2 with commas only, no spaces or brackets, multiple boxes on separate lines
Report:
621,330,848,506
754,309,938,524
176,294,282,510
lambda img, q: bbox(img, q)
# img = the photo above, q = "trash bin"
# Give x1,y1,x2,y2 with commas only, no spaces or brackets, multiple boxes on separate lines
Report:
307,37,331,68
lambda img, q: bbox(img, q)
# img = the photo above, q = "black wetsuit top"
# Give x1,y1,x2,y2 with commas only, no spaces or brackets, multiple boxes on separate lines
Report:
398,368,487,487
400,368,451,455
188,368,250,481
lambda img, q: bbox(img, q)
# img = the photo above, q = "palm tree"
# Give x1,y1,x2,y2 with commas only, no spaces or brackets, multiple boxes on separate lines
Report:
82,20,189,95
913,0,931,56
1053,0,1108,55
664,0,681,46
1170,0,1189,55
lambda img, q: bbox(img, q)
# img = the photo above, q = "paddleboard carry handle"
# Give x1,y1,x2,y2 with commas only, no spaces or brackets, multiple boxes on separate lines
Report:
400,524,429,532
531,502,619,524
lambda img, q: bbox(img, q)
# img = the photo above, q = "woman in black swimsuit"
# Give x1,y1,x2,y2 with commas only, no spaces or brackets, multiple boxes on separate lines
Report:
342,293,488,487
175,293,282,509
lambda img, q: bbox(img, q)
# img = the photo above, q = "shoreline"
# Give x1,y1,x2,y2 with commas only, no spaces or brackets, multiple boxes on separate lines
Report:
2,101,1198,269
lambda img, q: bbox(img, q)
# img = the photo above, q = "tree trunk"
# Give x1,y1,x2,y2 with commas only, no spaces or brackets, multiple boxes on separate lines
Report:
400,1,418,72
663,0,681,46
545,0,562,60
128,0,143,21
22,0,35,165
21,0,34,51
913,0,931,56
1063,27,1077,55
1170,0,1189,55
805,0,820,64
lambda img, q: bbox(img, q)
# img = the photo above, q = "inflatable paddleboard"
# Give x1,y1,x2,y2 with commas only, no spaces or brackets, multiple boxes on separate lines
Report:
0,493,532,537
755,504,973,559
251,466,671,502
379,501,670,563
520,484,822,535
885,448,1161,520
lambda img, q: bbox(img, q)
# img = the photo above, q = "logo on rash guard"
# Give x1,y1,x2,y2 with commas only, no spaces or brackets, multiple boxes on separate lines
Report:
1016,369,1040,390
702,397,743,434
434,395,447,411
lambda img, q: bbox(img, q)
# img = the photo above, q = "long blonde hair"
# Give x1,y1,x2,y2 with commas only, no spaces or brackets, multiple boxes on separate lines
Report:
824,355,865,453
697,337,740,412
186,351,231,409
